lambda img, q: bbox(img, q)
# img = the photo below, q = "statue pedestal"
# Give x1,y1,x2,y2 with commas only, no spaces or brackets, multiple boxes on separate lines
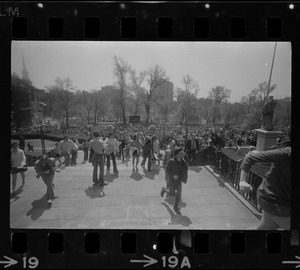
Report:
255,129,283,151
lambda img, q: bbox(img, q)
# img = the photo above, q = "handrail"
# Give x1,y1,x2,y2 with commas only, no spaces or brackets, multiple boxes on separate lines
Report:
194,147,264,212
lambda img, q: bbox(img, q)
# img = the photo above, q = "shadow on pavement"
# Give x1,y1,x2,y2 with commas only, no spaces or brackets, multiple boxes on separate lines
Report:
105,173,119,182
188,166,203,173
142,168,155,180
162,202,192,227
130,172,143,181
84,185,105,199
205,168,226,188
10,186,25,203
26,195,54,220
164,195,187,208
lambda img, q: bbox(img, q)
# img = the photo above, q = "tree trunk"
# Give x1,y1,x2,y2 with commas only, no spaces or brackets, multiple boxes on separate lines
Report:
134,101,138,115
122,106,126,125
65,108,69,128
145,102,150,125
93,108,97,127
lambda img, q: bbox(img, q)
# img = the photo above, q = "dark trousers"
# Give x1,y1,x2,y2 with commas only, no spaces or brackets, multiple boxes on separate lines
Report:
71,150,78,165
119,144,125,160
83,148,89,161
92,154,104,184
165,180,182,208
106,153,118,173
187,149,196,162
62,152,70,166
41,172,55,200
141,153,152,171
173,181,182,208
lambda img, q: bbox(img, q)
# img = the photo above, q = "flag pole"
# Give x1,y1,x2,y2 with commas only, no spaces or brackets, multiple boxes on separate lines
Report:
266,42,277,103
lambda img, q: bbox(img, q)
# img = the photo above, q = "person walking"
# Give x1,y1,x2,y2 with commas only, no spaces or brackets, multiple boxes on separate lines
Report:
152,135,161,165
118,131,126,161
54,142,62,169
89,131,108,186
141,137,152,171
104,133,119,175
57,135,77,167
10,141,27,197
184,133,199,164
239,130,291,230
70,138,79,166
27,141,34,152
162,140,175,196
160,147,188,215
34,155,56,205
81,138,89,162
130,134,142,172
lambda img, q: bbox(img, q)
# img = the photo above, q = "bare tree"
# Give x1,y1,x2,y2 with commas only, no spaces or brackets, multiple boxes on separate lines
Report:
90,90,106,127
113,56,131,126
241,91,259,113
176,75,199,125
79,91,93,125
45,77,76,128
129,69,147,115
143,65,169,125
251,81,277,104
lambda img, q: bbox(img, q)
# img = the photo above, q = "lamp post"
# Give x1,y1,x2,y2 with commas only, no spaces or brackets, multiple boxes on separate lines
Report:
40,125,46,155
162,119,165,140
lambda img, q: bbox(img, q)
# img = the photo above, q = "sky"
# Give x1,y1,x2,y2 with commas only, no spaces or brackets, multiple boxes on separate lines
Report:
11,41,291,103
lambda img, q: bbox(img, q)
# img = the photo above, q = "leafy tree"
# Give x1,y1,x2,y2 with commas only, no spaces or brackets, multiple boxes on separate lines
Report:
208,86,231,124
208,85,231,104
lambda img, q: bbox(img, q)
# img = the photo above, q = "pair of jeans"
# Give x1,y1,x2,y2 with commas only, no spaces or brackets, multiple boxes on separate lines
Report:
92,154,105,184
62,152,70,166
71,150,77,165
106,153,118,173
141,153,152,171
83,148,89,161
172,180,182,208
41,172,55,200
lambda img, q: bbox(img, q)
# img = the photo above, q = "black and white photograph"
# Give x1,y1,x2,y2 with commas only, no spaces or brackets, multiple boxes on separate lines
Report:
10,41,291,230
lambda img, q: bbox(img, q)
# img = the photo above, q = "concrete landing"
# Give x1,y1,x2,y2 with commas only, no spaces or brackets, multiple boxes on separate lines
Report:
10,151,259,230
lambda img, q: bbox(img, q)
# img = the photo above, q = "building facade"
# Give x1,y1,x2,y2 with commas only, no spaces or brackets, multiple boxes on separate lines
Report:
154,80,174,103
11,56,45,128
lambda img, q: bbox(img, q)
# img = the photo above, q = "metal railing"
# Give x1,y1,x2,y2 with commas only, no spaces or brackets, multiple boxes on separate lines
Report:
195,147,264,212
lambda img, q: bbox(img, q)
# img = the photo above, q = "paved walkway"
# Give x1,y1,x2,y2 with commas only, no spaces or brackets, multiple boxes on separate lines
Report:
10,152,259,230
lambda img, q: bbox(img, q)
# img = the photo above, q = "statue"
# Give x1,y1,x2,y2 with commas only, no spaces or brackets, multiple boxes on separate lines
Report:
261,96,277,131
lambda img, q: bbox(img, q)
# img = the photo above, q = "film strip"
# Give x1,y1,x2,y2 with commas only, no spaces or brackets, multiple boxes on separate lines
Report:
2,1,300,269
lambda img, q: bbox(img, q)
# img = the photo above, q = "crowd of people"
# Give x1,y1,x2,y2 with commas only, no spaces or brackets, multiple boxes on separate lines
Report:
11,121,291,228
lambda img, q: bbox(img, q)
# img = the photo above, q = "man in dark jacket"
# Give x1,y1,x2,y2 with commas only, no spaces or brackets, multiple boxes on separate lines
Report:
184,133,200,164
160,147,188,215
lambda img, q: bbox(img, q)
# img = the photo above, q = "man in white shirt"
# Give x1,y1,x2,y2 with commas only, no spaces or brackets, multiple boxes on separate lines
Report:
104,133,119,175
58,135,77,167
89,131,108,186
10,141,27,196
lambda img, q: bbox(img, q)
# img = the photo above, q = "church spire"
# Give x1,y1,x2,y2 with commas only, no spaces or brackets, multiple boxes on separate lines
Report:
22,53,32,85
